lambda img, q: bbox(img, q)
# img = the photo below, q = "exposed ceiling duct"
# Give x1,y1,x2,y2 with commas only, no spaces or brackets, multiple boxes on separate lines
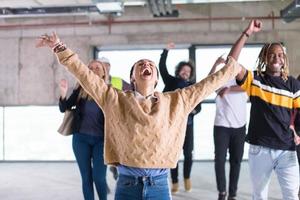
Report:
0,0,284,18
147,0,179,17
280,0,300,23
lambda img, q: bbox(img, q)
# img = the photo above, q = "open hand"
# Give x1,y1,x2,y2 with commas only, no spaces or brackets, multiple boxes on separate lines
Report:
166,42,175,50
36,32,60,48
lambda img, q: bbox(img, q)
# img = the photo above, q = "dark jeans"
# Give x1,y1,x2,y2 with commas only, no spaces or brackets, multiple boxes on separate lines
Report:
214,125,246,197
73,133,107,200
171,124,194,183
115,174,171,200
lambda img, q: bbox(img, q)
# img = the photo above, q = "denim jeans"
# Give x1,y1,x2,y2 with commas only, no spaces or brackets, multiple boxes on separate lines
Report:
115,173,171,200
248,144,299,200
73,133,107,200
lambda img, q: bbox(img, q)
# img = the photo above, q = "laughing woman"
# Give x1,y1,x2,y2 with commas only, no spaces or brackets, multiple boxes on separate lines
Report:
36,32,241,200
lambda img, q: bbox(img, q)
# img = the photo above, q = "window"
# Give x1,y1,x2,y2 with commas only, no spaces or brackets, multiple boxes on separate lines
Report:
195,45,262,100
4,106,74,160
97,48,189,92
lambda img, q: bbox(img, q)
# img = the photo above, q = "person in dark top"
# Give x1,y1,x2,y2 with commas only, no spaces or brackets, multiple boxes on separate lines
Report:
159,42,202,194
229,19,300,200
59,60,108,200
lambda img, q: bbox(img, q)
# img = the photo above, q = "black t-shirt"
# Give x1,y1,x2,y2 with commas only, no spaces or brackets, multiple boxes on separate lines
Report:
237,70,300,150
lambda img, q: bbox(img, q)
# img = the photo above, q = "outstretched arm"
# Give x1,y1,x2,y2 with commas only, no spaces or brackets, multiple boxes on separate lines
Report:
228,19,262,81
36,32,114,108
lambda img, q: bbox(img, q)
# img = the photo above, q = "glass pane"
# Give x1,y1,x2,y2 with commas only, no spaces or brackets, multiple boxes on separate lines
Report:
98,49,189,92
4,106,74,160
195,45,262,100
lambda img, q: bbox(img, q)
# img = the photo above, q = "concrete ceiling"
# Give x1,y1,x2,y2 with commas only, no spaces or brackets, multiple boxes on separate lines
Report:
0,0,279,8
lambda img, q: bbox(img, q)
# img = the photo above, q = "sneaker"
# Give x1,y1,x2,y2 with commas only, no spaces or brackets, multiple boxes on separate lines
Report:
218,192,227,200
184,178,192,192
171,183,179,194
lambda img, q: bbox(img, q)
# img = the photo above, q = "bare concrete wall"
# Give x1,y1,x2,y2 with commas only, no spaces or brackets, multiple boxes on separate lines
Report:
0,1,299,105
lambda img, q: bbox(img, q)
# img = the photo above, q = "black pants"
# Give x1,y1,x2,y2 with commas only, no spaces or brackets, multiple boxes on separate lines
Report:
171,124,194,183
214,125,246,197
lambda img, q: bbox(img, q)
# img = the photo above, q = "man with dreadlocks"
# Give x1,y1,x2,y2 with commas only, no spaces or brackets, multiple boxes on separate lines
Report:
228,19,300,200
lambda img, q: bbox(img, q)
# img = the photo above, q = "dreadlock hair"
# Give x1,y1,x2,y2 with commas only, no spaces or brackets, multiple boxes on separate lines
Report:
129,59,159,91
256,42,289,81
174,61,195,81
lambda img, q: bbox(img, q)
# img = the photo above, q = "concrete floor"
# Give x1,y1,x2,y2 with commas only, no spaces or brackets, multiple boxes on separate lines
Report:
0,161,282,200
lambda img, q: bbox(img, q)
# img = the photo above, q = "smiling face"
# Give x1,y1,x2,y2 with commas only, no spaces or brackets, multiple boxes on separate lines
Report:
131,59,158,90
178,65,192,81
266,44,285,75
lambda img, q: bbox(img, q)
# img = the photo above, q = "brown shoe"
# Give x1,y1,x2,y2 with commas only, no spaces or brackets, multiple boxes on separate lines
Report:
184,178,192,192
171,183,179,194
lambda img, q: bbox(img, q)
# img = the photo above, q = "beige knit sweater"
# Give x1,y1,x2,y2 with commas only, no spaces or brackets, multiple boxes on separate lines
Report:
57,49,241,168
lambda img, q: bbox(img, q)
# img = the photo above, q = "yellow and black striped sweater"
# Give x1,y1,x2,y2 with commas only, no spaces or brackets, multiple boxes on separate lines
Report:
237,70,300,150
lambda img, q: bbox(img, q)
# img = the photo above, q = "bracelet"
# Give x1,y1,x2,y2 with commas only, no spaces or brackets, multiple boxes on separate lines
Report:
53,42,67,53
51,42,62,50
242,31,250,38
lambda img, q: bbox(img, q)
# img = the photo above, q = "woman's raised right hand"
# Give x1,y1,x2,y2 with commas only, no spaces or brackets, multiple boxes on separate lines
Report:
36,32,60,49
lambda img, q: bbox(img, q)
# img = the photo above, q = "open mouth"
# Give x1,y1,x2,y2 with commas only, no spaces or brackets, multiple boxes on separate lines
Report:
142,68,152,76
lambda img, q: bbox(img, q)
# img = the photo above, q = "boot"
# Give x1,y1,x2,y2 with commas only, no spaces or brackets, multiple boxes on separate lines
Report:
184,178,192,192
171,182,179,194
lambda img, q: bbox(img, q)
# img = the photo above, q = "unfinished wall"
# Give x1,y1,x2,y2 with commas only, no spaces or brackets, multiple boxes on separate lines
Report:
0,1,299,105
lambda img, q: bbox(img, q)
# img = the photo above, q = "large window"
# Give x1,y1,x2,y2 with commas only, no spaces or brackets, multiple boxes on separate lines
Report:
195,45,262,100
3,106,74,160
97,48,189,92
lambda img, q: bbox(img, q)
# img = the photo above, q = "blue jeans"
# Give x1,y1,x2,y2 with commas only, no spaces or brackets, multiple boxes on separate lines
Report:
115,173,171,200
73,133,107,200
248,144,299,200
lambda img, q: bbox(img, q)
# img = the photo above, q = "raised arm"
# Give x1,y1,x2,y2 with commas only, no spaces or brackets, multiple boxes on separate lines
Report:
228,19,262,81
36,32,114,108
159,42,175,84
